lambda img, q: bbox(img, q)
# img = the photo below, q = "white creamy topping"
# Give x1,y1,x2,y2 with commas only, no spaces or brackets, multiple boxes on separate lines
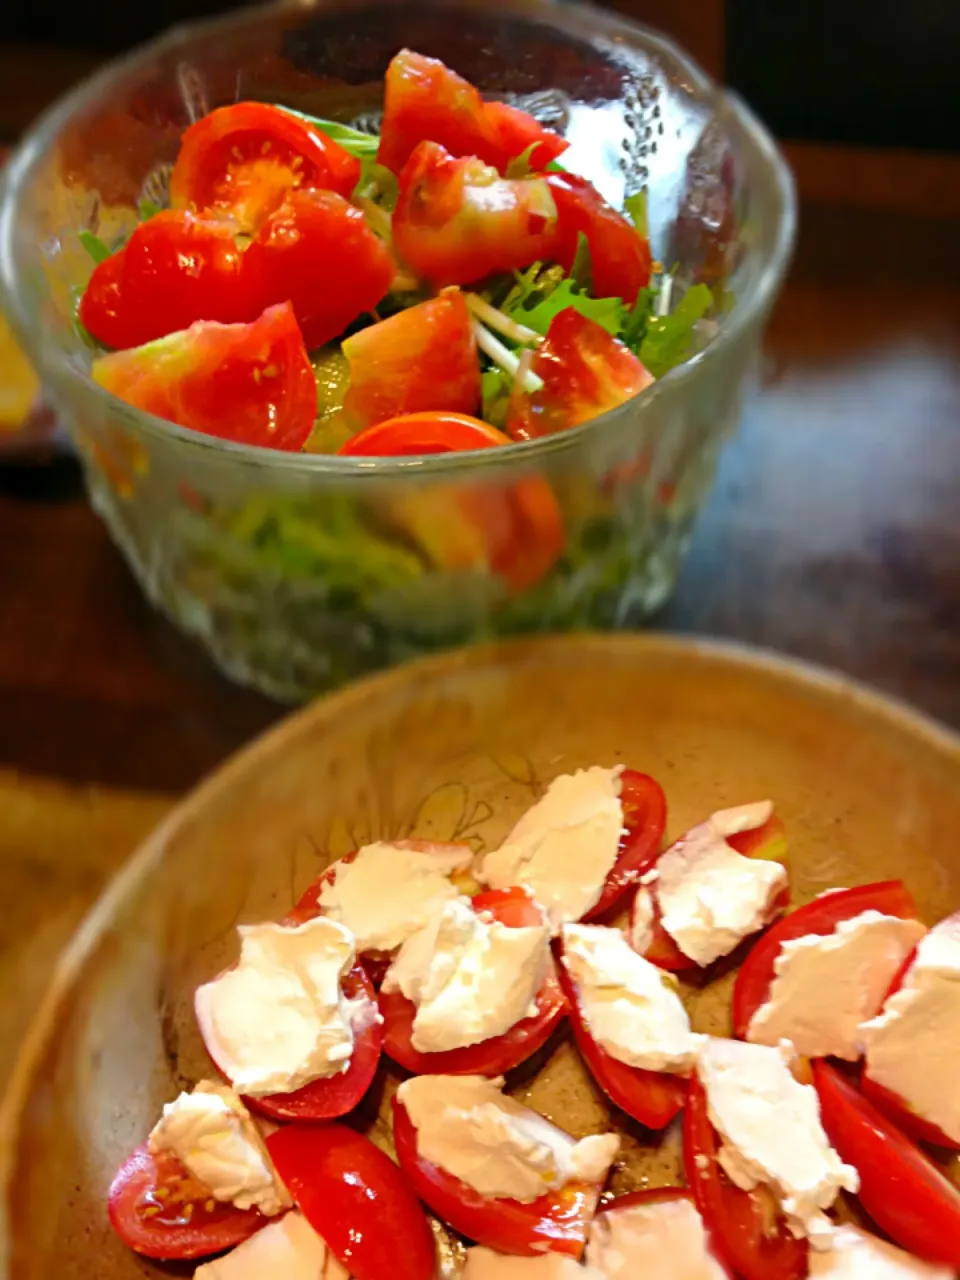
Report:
586,1197,728,1280
317,841,473,952
561,924,703,1073
149,1081,290,1216
383,895,549,1053
629,887,655,954
462,1248,601,1279
195,917,360,1097
194,1211,328,1280
808,1226,954,1278
397,1074,619,1202
478,767,625,931
696,1038,858,1246
748,911,926,1060
653,801,787,966
860,913,960,1143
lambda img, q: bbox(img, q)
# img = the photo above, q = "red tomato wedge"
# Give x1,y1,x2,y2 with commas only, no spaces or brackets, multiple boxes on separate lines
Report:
170,101,361,226
79,210,259,350
684,1075,809,1280
379,886,567,1076
545,172,652,305
341,291,481,427
340,411,507,456
392,1094,600,1258
378,49,567,176
814,1061,960,1268
107,1143,264,1260
393,141,558,287
92,302,317,450
506,308,653,441
554,937,687,1130
732,880,919,1039
245,188,394,350
583,769,667,920
267,1123,436,1280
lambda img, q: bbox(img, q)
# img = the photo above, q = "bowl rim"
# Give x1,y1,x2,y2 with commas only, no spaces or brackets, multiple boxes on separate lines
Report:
0,0,797,480
2,631,959,1268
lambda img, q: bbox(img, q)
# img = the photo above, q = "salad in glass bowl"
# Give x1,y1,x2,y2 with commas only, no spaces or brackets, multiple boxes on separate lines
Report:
0,0,795,699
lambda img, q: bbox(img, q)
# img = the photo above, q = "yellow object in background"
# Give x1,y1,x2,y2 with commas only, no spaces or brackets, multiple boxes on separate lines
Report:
0,312,41,431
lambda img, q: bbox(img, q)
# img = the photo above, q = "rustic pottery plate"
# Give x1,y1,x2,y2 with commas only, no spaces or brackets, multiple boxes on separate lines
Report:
3,634,959,1278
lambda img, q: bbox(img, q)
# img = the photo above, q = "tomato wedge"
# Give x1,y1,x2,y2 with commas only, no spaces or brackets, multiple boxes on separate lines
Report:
393,141,558,286
392,1094,599,1258
341,291,481,428
107,1143,264,1260
545,172,652,305
267,1123,436,1280
340,411,504,456
91,302,317,451
170,101,361,226
732,881,919,1040
506,308,653,441
583,769,667,920
813,1061,960,1268
380,886,567,1076
378,49,567,176
683,1075,809,1280
554,938,687,1130
245,188,394,350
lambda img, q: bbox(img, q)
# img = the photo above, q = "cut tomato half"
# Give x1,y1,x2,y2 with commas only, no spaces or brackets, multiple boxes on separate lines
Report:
583,769,667,920
107,1143,264,1260
380,886,567,1076
545,172,652,305
392,1095,599,1258
340,411,506,456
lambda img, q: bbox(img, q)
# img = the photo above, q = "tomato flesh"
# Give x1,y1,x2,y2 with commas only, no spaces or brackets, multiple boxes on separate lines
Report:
506,308,653,441
342,291,481,427
684,1075,809,1280
584,769,667,920
392,1095,599,1258
814,1061,960,1268
107,1143,264,1260
546,172,652,304
92,301,317,451
393,141,558,287
267,1123,436,1280
340,411,507,456
483,100,569,172
379,886,567,1076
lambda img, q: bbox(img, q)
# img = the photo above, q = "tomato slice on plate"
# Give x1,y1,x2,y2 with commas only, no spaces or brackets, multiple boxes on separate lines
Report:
170,101,361,226
267,1123,436,1280
583,769,667,920
545,172,652,305
392,1094,599,1258
554,937,686,1130
107,1143,264,1260
92,301,317,451
393,141,558,287
683,1074,809,1280
732,880,919,1039
379,886,567,1076
340,411,504,456
813,1061,960,1268
483,99,569,172
341,291,481,428
506,308,653,441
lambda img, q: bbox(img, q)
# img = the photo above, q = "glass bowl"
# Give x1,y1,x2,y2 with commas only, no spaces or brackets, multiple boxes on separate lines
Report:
0,0,795,702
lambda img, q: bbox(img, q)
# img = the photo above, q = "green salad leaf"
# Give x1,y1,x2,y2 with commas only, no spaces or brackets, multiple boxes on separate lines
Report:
638,283,713,377
624,190,648,238
504,143,540,180
282,110,380,160
138,199,163,223
481,367,513,429
569,232,593,293
510,279,623,337
79,231,111,264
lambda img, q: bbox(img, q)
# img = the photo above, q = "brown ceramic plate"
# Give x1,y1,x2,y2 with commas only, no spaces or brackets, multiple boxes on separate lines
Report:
3,634,960,1278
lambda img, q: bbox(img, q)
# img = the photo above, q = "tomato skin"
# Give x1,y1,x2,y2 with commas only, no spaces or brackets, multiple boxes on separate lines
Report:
732,880,919,1039
340,411,507,456
342,291,481,427
107,1143,264,1260
554,939,687,1129
545,172,652,304
392,1096,600,1258
813,1061,960,1268
92,302,317,451
379,886,567,1076
267,1123,436,1280
77,250,129,349
506,308,653,441
684,1075,809,1280
245,189,394,350
170,101,361,226
378,49,567,175
584,770,667,920
393,141,558,287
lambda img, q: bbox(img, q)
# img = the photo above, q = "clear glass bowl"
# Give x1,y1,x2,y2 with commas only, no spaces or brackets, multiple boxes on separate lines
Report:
0,0,795,702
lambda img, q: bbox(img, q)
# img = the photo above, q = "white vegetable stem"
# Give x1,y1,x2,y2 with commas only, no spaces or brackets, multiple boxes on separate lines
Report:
656,273,674,317
472,321,544,394
465,293,542,346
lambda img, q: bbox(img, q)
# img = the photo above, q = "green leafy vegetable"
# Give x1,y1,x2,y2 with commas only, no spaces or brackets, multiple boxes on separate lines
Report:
624,190,648,238
282,110,380,159
138,199,163,222
618,287,655,353
79,231,111,265
569,233,593,293
638,283,713,377
510,279,623,337
353,162,399,212
504,143,540,180
481,367,513,429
